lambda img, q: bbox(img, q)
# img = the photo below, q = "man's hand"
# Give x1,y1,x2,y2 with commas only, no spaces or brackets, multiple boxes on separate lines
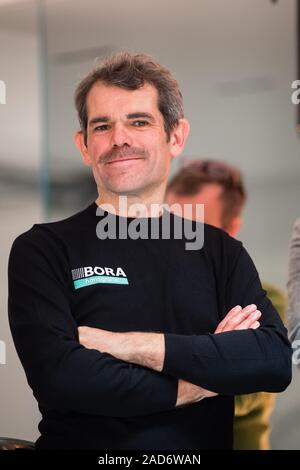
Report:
176,379,218,407
214,304,261,334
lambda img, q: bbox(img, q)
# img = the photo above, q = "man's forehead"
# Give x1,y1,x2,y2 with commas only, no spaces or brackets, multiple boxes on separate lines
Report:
90,80,157,95
86,81,160,117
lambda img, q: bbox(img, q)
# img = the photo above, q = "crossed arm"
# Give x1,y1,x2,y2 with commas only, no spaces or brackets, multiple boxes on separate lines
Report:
79,304,261,405
9,230,291,417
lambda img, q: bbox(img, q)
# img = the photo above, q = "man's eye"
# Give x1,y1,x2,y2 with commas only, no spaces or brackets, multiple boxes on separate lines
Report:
132,120,148,127
94,125,110,132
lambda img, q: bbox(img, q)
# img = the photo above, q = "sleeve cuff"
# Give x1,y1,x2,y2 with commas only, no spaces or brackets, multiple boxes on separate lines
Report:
162,333,196,378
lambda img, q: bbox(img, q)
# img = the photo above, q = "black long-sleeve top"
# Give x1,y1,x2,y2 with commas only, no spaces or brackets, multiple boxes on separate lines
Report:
7,201,292,450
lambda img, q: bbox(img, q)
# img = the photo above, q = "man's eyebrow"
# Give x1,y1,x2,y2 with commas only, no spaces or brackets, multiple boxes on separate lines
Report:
88,116,109,126
127,112,155,121
88,112,155,127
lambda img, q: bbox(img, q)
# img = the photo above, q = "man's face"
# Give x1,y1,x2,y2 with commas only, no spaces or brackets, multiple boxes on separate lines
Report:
166,183,241,237
166,183,224,227
76,82,187,198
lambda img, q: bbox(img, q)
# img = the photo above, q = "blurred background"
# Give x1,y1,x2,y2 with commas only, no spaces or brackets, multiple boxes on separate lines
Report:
0,0,300,448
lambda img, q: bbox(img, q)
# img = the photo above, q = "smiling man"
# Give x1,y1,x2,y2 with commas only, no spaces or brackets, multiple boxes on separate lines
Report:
8,52,291,450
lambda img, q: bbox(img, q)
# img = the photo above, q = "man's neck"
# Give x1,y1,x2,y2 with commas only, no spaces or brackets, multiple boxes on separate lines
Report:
95,190,166,218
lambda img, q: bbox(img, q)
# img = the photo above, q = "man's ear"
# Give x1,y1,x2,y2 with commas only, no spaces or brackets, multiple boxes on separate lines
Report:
169,118,190,158
74,131,92,166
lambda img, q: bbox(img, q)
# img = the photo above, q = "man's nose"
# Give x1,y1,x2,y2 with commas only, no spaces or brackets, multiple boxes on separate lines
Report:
110,123,132,148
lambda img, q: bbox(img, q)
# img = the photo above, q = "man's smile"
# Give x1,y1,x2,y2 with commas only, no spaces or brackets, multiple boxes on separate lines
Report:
105,157,145,165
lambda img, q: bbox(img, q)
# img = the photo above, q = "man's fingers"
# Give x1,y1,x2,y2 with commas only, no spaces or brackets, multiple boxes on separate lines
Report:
226,306,260,330
215,304,258,333
234,311,261,330
215,305,242,333
78,326,90,346
220,307,260,332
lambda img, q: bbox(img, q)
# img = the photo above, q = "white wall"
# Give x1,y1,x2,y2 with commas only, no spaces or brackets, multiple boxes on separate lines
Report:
0,0,40,176
0,0,42,442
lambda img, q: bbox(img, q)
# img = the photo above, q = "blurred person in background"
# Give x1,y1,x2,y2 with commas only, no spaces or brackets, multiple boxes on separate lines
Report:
166,159,287,450
287,219,300,366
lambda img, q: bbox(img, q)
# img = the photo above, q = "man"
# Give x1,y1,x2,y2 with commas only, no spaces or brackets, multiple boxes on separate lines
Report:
8,52,291,450
166,159,287,449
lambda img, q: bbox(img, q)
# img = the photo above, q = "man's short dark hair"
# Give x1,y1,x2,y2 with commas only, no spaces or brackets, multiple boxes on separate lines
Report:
167,159,246,229
75,52,184,145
